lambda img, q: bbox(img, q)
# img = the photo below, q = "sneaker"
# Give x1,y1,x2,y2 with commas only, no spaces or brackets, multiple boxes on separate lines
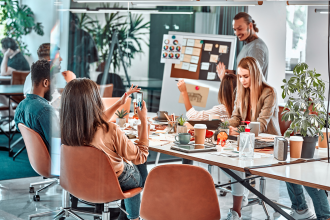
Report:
226,208,242,220
290,208,316,219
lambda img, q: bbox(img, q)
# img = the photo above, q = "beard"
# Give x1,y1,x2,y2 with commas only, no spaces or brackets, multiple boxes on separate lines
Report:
44,89,52,102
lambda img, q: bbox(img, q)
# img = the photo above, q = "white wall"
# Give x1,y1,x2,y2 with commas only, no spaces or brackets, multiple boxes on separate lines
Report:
305,6,329,99
248,1,287,103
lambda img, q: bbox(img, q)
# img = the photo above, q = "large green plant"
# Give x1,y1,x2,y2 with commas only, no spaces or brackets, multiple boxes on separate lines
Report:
78,10,150,72
0,0,44,56
281,63,329,139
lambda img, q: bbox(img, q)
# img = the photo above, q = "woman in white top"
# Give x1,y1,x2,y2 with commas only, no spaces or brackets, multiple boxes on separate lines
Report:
177,74,237,120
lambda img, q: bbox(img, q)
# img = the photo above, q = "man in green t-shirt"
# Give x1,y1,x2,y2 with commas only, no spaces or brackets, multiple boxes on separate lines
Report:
0,37,30,76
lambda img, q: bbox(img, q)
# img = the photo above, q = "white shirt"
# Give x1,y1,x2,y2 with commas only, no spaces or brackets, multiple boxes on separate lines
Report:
23,73,32,95
186,104,229,121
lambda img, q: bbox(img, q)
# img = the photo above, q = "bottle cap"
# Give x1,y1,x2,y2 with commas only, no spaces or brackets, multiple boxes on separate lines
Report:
241,121,251,132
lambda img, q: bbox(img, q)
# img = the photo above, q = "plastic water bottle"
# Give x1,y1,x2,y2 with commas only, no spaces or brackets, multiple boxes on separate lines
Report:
239,121,255,160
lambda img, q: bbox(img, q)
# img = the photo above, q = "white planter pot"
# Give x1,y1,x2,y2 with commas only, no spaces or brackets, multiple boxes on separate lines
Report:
116,118,126,128
177,125,188,134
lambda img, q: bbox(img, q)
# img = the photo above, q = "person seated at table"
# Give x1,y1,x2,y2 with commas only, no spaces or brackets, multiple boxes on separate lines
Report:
0,37,30,76
176,73,237,120
223,56,281,220
60,78,148,220
0,38,30,125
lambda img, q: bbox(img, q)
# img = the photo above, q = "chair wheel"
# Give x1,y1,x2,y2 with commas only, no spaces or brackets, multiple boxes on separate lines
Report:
29,187,34,193
33,195,40,201
220,191,227,196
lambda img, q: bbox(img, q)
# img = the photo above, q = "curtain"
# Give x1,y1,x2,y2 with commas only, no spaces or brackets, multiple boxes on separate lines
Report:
217,6,248,70
194,12,218,35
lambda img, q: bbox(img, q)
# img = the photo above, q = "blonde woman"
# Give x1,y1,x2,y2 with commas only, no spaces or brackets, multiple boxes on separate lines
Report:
221,57,280,220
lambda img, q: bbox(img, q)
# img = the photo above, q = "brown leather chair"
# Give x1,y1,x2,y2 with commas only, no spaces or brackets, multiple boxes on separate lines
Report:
11,70,30,103
98,83,114,98
140,164,221,220
18,124,59,200
58,144,143,220
278,106,292,136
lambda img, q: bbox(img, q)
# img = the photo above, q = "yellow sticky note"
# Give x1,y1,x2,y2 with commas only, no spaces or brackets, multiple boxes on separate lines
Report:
183,54,192,63
209,54,218,63
175,62,183,69
181,46,186,54
194,40,203,48
204,43,213,51
219,45,228,53
192,48,201,56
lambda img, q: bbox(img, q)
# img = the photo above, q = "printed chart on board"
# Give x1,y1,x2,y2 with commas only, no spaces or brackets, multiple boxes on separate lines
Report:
169,37,233,81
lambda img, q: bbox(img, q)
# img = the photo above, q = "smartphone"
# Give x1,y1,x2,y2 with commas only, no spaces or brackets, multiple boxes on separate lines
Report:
136,92,143,109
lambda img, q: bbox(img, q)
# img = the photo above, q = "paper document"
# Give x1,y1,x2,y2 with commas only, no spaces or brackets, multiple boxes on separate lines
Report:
201,62,210,70
190,56,199,64
182,62,190,70
187,39,195,47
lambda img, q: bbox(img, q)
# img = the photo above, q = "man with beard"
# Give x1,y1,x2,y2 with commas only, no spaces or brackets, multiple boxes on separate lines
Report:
217,12,269,81
14,60,59,152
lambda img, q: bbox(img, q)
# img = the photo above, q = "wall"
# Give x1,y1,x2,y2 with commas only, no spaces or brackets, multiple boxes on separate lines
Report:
248,1,287,103
305,6,329,99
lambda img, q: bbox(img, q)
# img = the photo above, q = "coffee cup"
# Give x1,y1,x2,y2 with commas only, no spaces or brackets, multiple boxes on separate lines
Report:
194,124,207,149
157,111,168,120
289,136,304,158
175,133,191,145
249,122,260,137
318,129,330,148
209,114,220,121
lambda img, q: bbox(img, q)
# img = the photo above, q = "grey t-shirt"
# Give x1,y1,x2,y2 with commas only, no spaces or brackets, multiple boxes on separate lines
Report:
236,38,269,81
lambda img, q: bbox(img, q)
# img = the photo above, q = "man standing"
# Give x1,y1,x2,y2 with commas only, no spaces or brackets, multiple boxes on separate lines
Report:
217,12,269,81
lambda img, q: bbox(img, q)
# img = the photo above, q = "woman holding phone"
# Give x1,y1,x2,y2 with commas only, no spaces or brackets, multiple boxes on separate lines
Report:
60,79,148,220
177,74,237,120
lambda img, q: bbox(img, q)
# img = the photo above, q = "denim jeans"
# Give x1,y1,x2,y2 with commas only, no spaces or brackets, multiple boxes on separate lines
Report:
286,182,330,220
117,162,148,220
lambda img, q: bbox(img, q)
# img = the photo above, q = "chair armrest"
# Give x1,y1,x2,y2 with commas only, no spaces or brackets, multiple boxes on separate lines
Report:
122,187,143,199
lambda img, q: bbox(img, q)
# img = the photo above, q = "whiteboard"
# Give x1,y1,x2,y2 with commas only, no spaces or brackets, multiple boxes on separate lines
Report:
159,31,237,116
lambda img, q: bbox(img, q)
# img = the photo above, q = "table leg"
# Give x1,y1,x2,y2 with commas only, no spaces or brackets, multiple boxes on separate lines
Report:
221,168,294,220
182,159,193,165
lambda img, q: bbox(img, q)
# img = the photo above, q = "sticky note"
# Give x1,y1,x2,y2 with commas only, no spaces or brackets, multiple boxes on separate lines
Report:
182,62,190,70
181,46,186,54
194,39,202,48
201,62,210,70
187,39,195,47
185,47,193,55
204,43,213,51
183,54,192,62
219,45,228,53
189,64,198,72
192,48,201,56
209,54,218,63
207,72,216,80
190,56,199,64
182,39,187,46
175,62,183,69
180,54,184,61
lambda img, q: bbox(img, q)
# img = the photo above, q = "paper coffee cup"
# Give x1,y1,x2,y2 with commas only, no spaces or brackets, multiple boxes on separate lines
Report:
289,136,303,158
194,124,207,148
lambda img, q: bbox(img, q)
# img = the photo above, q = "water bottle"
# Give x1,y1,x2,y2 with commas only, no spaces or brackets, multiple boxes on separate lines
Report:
239,121,255,160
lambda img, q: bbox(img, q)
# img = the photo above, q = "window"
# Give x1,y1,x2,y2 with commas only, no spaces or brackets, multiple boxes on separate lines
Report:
286,5,308,71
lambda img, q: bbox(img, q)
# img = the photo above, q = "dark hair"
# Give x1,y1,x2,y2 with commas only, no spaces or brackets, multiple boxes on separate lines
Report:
1,38,18,50
31,60,50,86
233,12,259,33
218,74,237,117
37,43,50,60
60,78,109,146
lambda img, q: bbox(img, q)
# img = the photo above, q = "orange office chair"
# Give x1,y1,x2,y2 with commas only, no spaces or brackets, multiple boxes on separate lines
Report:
140,164,221,220
18,124,59,202
56,144,143,220
102,97,131,122
98,84,114,98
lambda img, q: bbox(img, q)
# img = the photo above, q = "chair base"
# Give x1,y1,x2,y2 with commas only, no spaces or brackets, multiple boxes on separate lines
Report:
29,178,59,201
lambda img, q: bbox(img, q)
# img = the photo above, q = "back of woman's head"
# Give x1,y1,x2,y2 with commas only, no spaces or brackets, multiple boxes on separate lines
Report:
218,74,237,117
60,78,109,146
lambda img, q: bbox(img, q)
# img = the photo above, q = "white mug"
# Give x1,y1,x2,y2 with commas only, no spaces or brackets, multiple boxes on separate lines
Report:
249,122,260,137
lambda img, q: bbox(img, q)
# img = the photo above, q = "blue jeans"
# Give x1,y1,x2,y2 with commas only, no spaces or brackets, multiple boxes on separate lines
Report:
286,182,330,220
118,162,148,220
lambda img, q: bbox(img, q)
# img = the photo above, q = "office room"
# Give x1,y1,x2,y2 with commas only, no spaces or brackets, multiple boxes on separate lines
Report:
1,0,330,219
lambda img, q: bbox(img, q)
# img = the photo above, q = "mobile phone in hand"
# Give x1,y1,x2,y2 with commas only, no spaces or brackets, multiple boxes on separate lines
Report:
136,92,143,109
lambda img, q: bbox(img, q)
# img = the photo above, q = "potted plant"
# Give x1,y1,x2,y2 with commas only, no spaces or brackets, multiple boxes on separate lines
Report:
115,109,128,128
177,115,188,133
281,63,329,158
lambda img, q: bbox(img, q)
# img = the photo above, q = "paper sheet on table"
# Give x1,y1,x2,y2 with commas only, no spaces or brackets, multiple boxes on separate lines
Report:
185,47,193,55
187,39,195,47
201,62,210,70
194,39,203,48
204,43,213,51
179,83,209,108
182,62,190,70
149,139,171,147
190,56,199,64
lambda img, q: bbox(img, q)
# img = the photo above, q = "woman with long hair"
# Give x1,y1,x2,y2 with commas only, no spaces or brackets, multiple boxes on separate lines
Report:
224,57,280,220
177,73,237,120
60,79,148,220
